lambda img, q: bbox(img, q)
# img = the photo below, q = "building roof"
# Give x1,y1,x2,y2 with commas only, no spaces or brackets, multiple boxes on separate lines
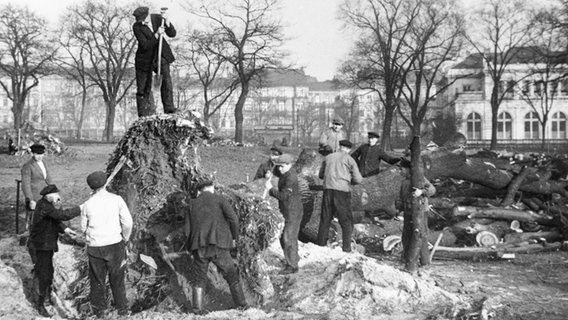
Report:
452,47,568,70
307,80,340,91
256,69,317,87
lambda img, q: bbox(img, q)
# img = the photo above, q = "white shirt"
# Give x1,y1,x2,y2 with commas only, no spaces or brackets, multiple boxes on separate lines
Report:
37,161,47,179
81,189,133,247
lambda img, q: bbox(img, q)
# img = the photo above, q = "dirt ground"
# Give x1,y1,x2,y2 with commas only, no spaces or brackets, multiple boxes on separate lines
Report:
1,143,568,320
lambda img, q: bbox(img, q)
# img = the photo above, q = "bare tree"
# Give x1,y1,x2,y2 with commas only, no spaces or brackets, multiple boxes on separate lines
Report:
180,30,238,125
518,6,568,149
465,0,535,150
192,0,287,143
0,4,58,130
65,0,136,141
339,0,421,150
297,103,320,144
393,0,465,272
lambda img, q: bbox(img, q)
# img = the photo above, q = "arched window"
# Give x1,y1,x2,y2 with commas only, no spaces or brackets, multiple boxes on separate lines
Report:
466,112,482,140
497,112,512,140
524,112,540,139
551,112,567,139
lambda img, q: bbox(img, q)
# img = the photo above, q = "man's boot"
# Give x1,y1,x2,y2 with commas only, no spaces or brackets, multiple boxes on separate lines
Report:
35,297,50,317
191,287,204,314
229,281,248,309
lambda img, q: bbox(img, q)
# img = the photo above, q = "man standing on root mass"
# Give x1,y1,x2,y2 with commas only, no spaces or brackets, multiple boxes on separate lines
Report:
132,6,177,117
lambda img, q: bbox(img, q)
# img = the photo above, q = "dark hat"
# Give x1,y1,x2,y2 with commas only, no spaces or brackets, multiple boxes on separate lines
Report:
87,171,108,189
30,144,46,154
274,153,294,165
195,180,214,190
40,184,59,196
339,139,352,148
332,117,344,125
270,146,283,155
368,131,380,139
133,6,149,21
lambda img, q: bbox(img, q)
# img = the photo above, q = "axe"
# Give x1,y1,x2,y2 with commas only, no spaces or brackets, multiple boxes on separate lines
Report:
103,155,133,189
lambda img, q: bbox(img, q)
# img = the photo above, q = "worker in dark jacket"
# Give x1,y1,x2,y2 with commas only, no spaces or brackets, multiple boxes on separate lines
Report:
184,180,247,313
253,146,282,180
28,184,80,317
132,6,177,117
264,153,304,274
351,131,401,177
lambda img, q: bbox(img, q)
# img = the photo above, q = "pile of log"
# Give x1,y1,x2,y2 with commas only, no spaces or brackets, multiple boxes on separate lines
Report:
294,146,568,261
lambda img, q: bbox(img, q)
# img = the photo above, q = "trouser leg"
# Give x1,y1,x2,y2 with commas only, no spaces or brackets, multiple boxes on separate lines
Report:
333,190,353,252
135,69,156,117
160,63,176,113
87,247,109,314
33,250,54,305
106,242,128,313
316,189,333,246
212,249,247,308
281,213,301,269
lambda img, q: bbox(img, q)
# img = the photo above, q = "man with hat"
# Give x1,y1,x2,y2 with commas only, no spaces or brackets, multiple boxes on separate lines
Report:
317,139,363,252
81,171,133,317
21,144,52,213
253,146,282,180
132,6,177,117
28,184,80,317
264,153,304,274
185,180,247,313
351,131,402,177
318,116,346,156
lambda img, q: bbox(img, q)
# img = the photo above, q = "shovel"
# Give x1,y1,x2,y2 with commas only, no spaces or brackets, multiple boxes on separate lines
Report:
152,17,165,91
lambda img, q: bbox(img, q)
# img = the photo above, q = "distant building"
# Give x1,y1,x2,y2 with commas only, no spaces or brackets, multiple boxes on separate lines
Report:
445,48,568,149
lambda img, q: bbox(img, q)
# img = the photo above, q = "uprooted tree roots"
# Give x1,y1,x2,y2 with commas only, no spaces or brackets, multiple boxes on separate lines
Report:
65,115,282,317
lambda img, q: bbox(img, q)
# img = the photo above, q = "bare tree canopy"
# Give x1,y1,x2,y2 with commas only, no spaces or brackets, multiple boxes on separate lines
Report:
0,4,58,129
63,0,137,142
190,0,288,143
464,0,535,150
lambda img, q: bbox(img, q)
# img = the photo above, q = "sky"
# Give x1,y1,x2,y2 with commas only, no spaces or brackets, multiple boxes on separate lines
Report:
2,0,353,82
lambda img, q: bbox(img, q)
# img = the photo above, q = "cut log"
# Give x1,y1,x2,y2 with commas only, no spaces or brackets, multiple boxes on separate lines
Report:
503,230,563,244
501,166,533,207
432,242,562,260
452,206,555,226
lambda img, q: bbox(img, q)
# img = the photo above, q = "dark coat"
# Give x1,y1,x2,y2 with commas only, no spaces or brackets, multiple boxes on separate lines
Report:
185,191,240,251
28,198,81,251
132,14,176,72
21,159,52,202
351,144,400,177
253,159,275,180
269,170,303,221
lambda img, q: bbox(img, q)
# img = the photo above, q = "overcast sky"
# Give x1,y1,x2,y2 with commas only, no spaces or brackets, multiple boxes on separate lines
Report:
2,0,353,82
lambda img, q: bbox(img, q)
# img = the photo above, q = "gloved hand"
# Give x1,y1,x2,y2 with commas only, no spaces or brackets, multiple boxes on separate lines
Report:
64,227,77,237
29,200,36,210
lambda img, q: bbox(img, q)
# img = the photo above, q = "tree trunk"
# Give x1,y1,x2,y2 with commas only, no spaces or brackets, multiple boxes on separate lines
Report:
381,105,395,151
489,86,499,150
433,242,562,260
12,100,25,130
503,230,562,245
501,166,533,207
76,91,87,140
104,99,117,142
234,82,249,143
453,206,555,225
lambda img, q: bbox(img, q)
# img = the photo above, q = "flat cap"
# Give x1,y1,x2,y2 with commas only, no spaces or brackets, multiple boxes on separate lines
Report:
368,131,380,139
270,146,283,155
87,171,108,189
30,144,46,154
40,184,59,196
195,180,214,190
274,153,294,165
332,117,344,125
339,139,352,148
133,6,149,20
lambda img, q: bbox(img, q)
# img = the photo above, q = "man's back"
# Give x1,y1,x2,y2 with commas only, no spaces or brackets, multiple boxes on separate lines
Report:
187,192,239,251
320,151,363,192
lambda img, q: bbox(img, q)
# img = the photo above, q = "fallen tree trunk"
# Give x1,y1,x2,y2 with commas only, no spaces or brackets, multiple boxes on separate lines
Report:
503,230,563,244
423,149,568,196
453,206,555,226
501,166,533,207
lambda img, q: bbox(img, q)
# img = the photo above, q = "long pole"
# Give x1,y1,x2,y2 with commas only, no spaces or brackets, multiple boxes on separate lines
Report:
15,179,21,235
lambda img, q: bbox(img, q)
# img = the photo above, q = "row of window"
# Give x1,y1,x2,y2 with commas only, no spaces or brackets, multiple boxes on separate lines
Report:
466,111,566,139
